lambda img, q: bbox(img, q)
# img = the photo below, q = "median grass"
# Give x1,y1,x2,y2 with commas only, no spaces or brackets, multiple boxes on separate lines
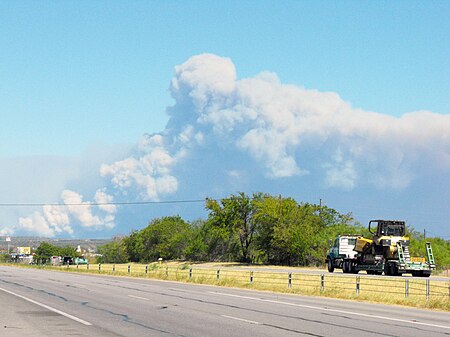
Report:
8,262,450,311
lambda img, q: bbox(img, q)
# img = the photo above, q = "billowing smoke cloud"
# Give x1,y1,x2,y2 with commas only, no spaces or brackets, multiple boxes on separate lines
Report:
5,53,449,237
10,189,117,237
104,53,449,194
100,134,181,200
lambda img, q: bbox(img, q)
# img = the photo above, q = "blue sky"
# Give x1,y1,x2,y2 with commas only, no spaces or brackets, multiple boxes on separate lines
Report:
0,1,449,238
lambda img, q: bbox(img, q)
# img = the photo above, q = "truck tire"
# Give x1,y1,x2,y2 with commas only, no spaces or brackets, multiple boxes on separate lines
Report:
343,260,350,273
387,263,400,276
327,259,334,273
346,260,357,274
393,264,400,276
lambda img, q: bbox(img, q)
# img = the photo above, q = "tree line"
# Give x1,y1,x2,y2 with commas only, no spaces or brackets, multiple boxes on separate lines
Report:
97,192,369,266
31,192,449,269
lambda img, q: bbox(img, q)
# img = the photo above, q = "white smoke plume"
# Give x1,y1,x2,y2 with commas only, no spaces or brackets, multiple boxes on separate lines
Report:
104,53,449,196
4,53,449,237
14,189,116,237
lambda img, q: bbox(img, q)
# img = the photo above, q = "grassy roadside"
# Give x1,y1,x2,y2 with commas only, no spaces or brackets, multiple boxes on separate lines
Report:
5,261,449,311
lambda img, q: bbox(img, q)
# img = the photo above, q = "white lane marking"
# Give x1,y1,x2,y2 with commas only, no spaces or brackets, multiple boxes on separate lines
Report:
128,294,149,301
209,291,450,330
0,287,92,326
169,287,200,293
221,315,260,325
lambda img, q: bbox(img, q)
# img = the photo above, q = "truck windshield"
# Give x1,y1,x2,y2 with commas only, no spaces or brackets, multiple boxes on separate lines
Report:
348,238,357,245
385,225,405,236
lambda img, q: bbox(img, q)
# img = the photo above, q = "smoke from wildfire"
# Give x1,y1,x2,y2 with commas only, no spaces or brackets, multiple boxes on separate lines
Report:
4,54,449,237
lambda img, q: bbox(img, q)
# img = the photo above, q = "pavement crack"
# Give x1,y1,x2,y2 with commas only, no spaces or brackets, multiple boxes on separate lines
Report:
80,302,183,336
156,290,402,337
262,323,324,336
3,325,23,330
0,279,68,302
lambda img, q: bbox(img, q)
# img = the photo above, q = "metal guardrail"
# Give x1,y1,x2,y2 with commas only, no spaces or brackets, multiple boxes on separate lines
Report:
59,263,450,301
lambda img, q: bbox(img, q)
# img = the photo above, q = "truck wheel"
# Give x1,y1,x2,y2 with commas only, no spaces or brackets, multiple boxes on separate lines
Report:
390,265,397,276
327,259,334,273
346,261,357,273
343,260,350,273
391,264,399,276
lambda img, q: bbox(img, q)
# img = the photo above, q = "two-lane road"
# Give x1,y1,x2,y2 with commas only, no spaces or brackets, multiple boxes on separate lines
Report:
0,266,448,336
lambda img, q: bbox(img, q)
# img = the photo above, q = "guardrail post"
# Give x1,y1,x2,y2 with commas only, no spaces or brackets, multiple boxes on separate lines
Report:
405,279,409,298
87,263,89,270
128,265,131,274
217,269,220,281
356,276,360,295
113,264,115,273
76,264,79,269
320,274,324,291
98,263,101,272
250,271,253,284
165,266,168,277
288,273,292,289
145,265,148,274
426,279,430,300
189,268,192,279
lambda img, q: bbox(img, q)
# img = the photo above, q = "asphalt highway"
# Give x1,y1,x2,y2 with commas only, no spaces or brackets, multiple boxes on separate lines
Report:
0,266,448,337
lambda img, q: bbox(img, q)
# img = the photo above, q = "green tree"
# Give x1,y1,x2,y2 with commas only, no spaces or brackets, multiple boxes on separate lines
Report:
35,242,59,264
183,220,209,261
34,242,77,264
205,192,259,262
123,230,144,263
253,195,295,264
59,246,77,258
270,202,322,265
126,216,192,262
253,195,359,266
97,238,129,263
198,218,241,261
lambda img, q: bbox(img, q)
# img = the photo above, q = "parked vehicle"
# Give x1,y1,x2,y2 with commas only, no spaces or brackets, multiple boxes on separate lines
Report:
62,256,74,265
74,256,88,265
51,256,62,266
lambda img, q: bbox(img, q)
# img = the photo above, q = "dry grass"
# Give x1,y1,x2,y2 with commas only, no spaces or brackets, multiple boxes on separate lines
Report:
10,262,450,311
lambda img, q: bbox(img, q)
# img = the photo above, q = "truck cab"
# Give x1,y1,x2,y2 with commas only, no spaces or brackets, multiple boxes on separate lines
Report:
326,235,359,272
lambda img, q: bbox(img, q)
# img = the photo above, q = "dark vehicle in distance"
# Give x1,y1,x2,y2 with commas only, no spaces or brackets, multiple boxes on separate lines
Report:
62,256,74,265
